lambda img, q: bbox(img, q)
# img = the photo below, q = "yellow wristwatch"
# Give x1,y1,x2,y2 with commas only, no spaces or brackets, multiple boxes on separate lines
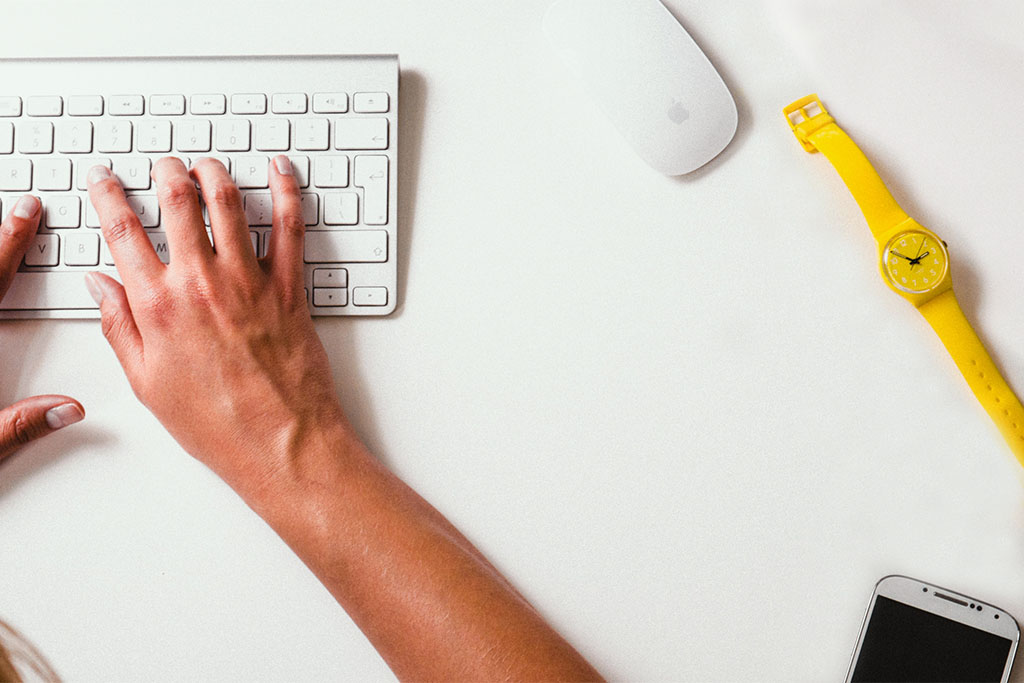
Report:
783,93,1024,466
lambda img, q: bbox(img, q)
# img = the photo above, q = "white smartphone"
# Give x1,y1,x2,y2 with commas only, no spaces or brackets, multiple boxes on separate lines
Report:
846,575,1019,682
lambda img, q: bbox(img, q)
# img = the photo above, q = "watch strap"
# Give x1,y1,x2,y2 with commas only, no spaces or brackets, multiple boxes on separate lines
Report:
918,289,1024,464
783,95,909,240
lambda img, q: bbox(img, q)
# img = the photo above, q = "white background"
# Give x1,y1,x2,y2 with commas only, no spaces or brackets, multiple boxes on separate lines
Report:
2,0,1024,680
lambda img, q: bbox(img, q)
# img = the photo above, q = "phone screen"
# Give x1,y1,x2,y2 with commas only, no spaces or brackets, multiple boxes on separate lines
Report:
851,595,1013,682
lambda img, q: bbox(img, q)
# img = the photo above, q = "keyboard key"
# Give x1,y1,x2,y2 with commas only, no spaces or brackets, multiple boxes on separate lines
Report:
354,155,388,225
25,96,63,117
67,95,104,116
294,118,329,151
24,235,60,266
272,93,307,114
312,93,348,114
109,95,145,116
86,199,100,228
137,120,172,153
0,122,13,154
101,239,115,266
56,121,93,154
191,94,227,115
255,119,290,151
126,194,160,228
96,120,132,153
313,288,347,307
231,93,266,115
35,158,73,191
334,118,388,150
234,155,269,188
289,155,310,188
43,196,80,228
323,192,358,225
304,230,387,263
18,121,54,154
113,157,152,190
148,233,171,263
314,155,348,187
175,119,212,152
300,193,319,225
243,193,273,226
150,94,186,115
249,231,259,256
76,157,112,190
0,96,22,117
352,286,388,306
65,232,100,266
313,268,347,287
353,92,389,113
0,159,32,190
215,119,250,152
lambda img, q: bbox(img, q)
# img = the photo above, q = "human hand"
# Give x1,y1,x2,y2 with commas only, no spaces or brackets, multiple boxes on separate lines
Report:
0,196,85,461
85,157,351,498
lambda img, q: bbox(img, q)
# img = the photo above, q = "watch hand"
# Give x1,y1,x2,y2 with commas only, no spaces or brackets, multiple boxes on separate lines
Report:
890,250,914,261
908,251,931,268
913,237,927,259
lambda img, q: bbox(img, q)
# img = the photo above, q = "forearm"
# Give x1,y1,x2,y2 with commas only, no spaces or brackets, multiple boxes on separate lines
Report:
243,425,602,681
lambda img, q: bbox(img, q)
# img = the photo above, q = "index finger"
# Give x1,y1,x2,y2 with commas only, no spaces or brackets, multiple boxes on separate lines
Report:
0,195,42,300
86,165,164,288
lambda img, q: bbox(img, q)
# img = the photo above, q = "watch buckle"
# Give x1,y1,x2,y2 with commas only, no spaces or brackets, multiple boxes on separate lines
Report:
783,94,834,152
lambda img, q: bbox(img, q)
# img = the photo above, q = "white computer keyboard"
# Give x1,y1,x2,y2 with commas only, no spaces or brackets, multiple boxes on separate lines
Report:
0,55,398,318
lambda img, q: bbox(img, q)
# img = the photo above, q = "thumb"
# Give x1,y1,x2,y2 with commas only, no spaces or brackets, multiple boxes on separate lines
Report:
0,395,84,461
85,272,143,377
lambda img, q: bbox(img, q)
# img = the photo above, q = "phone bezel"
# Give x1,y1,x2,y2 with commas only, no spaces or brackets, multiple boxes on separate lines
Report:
845,574,1020,683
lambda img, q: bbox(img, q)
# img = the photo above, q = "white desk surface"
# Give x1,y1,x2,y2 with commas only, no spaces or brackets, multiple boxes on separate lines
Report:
2,1,1024,680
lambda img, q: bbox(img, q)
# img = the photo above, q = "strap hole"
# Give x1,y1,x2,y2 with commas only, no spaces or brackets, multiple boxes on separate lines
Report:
987,385,993,391
995,397,1001,403
971,360,978,366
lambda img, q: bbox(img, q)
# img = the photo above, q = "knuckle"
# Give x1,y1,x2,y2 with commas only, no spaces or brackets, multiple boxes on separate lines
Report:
1,410,37,448
100,305,128,341
104,212,141,244
158,178,197,212
138,287,176,323
12,413,34,445
275,209,304,238
208,182,242,211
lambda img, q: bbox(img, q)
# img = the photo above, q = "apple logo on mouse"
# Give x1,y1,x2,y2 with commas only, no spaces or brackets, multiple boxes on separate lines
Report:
667,99,690,124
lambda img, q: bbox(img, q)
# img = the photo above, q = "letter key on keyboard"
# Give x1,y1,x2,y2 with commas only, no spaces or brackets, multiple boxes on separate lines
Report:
0,55,398,318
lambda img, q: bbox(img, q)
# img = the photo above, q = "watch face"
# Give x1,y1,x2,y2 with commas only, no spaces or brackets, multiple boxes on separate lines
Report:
882,231,948,294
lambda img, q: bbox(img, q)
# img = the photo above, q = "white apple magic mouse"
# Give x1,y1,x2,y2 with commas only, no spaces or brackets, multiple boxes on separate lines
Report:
543,0,738,175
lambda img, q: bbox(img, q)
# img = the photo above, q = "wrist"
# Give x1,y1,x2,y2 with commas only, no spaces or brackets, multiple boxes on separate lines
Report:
222,408,374,523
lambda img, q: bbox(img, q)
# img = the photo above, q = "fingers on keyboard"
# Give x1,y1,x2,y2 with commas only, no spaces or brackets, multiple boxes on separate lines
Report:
190,157,253,264
86,171,164,281
266,155,305,289
151,158,210,263
0,195,42,295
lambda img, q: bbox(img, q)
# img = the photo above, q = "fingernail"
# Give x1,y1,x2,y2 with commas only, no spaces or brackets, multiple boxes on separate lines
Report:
45,403,84,430
274,156,293,175
13,195,39,219
88,165,111,185
84,273,104,305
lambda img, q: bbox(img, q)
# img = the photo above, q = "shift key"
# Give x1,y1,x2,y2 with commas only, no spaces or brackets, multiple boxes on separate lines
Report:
304,230,387,263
